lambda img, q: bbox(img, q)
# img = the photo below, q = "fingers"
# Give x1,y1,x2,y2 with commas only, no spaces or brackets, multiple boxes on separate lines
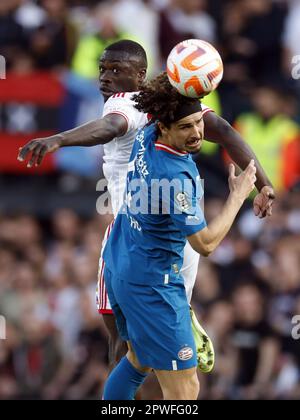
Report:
266,205,273,217
27,143,45,167
263,201,273,218
258,200,273,218
253,202,260,216
228,163,235,179
18,140,50,167
36,145,48,166
246,159,256,175
17,141,38,162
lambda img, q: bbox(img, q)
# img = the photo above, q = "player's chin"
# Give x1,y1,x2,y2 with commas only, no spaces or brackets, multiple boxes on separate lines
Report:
185,140,202,154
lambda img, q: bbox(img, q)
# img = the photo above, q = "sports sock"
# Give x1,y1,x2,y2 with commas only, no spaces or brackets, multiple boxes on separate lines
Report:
103,356,148,400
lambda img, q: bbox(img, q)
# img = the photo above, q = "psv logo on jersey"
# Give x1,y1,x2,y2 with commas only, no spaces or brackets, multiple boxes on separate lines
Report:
178,346,194,361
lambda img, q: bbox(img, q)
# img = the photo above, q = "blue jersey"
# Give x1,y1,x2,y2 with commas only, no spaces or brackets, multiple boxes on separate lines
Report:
103,123,206,285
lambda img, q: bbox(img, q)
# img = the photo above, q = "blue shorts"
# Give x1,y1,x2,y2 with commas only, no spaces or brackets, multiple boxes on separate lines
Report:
104,266,197,371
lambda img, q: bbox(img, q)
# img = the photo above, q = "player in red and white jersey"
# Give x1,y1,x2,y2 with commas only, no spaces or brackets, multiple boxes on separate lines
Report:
101,91,149,217
18,40,275,371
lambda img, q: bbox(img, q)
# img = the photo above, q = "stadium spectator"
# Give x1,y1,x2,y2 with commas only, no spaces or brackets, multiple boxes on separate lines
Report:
158,0,217,62
29,0,78,70
71,1,135,79
233,85,300,192
230,283,280,400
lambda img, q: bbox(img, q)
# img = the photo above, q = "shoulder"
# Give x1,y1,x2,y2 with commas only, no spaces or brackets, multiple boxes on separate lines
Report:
106,91,140,106
103,92,146,129
158,156,197,183
201,104,214,116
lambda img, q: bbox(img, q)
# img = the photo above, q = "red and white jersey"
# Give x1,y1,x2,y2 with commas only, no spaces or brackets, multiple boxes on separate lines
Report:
102,92,212,217
102,92,149,216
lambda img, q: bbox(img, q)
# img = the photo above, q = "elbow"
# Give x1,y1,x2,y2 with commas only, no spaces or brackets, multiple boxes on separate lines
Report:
199,243,215,257
200,250,210,257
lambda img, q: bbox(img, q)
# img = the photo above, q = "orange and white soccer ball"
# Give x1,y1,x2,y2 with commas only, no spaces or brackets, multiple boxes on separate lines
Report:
167,39,223,98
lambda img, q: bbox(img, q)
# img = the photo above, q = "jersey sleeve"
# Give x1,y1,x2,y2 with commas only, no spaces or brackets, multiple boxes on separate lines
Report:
201,104,214,116
163,171,207,237
103,93,146,134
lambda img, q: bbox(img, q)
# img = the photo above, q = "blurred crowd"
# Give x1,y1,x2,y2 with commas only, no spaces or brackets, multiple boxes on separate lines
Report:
0,0,300,400
1,0,300,187
1,189,300,400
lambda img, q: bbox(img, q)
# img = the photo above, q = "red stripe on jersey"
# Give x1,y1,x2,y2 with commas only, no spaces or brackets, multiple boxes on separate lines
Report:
98,309,113,314
155,142,188,156
101,222,113,309
99,259,105,310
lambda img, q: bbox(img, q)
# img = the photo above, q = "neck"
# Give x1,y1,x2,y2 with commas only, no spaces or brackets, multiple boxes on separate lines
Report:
156,135,187,154
157,134,170,146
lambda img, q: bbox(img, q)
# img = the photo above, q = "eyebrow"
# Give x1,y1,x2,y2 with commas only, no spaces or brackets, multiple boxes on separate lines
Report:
99,60,123,65
177,117,203,128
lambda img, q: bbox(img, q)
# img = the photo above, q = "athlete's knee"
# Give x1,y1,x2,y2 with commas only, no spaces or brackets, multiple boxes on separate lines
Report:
163,371,200,400
127,345,151,375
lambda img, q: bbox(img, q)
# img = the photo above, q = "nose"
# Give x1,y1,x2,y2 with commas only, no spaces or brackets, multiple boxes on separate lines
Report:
99,70,112,84
191,125,201,139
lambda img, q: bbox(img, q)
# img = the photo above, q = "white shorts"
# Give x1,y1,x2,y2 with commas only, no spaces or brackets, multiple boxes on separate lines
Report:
96,222,200,314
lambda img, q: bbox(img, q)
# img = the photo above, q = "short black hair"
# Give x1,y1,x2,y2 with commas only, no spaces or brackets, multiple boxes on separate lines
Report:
105,40,147,67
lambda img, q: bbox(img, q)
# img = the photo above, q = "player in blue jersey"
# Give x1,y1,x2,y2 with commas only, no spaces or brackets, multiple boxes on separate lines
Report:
102,72,257,400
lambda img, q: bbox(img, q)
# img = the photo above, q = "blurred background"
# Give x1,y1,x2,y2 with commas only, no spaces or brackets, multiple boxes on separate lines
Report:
0,0,300,400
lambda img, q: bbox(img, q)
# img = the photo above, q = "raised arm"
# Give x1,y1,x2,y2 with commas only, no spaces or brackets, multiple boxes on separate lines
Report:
203,111,275,218
17,113,127,168
188,160,256,256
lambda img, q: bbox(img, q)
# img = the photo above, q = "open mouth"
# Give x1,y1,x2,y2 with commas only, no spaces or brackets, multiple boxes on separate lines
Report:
186,139,201,147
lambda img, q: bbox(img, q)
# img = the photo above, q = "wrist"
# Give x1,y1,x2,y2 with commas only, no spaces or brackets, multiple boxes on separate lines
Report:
229,191,244,207
55,133,65,147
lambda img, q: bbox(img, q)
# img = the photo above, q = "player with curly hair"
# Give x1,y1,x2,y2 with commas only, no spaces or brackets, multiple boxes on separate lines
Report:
102,72,257,400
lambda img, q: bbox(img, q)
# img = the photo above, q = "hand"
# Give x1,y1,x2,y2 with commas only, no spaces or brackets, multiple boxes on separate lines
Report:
228,160,257,202
253,186,275,218
17,136,61,167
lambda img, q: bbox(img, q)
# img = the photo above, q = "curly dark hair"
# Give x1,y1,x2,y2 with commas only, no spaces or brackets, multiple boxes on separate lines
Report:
133,72,200,127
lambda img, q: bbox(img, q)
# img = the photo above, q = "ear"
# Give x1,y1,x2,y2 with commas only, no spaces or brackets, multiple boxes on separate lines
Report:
138,68,147,82
157,121,167,135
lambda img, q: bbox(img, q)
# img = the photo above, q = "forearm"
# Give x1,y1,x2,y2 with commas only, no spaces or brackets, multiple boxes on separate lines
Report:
204,114,272,191
189,192,244,256
221,134,272,191
203,193,243,253
57,119,116,147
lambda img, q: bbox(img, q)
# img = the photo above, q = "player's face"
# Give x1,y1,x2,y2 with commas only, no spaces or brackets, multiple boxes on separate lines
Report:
163,112,204,154
99,51,146,101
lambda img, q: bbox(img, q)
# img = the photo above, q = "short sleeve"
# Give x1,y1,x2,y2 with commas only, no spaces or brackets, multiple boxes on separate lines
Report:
201,104,214,116
103,93,147,134
162,173,207,237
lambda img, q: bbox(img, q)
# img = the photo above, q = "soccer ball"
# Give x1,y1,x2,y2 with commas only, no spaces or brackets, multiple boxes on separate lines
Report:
166,39,223,98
